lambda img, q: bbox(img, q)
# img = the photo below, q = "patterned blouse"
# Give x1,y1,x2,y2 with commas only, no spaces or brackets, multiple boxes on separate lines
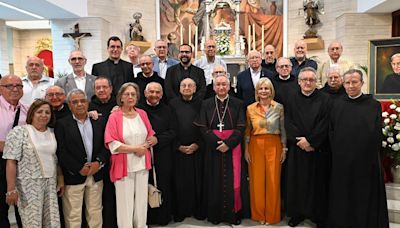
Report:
2,125,57,179
244,101,287,144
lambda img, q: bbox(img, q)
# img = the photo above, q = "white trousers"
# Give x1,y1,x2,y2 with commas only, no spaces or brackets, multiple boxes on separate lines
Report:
115,169,149,228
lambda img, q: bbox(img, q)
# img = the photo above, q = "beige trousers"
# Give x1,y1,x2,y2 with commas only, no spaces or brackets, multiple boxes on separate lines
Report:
115,169,149,228
62,176,103,228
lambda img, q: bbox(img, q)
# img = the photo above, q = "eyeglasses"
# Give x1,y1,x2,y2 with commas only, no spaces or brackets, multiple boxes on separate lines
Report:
265,51,274,55
300,78,316,83
207,45,216,49
70,57,85,62
213,71,226,76
278,65,291,69
46,92,64,97
122,92,136,97
327,76,341,81
0,84,23,90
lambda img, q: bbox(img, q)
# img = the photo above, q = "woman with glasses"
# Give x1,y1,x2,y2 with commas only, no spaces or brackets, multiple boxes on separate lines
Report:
244,78,286,225
3,99,63,227
104,82,157,228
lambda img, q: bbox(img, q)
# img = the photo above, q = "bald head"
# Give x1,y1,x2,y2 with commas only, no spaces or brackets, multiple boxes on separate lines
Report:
294,40,307,61
264,44,276,63
328,41,343,62
144,82,163,105
0,75,23,105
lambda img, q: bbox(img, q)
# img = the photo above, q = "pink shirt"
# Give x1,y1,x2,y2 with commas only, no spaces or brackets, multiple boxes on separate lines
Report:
0,96,29,142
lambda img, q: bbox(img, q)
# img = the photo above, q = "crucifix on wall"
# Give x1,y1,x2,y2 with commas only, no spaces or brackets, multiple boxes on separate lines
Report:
62,23,92,50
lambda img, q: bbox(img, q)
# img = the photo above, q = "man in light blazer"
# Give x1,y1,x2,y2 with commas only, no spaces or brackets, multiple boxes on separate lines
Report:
152,39,179,79
92,36,134,96
56,50,96,99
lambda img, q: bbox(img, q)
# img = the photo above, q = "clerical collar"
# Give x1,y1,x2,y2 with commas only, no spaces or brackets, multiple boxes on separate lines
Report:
279,75,290,80
180,63,192,70
216,94,229,102
56,104,64,111
348,92,363,99
301,90,314,96
146,100,159,106
143,72,154,78
109,58,120,64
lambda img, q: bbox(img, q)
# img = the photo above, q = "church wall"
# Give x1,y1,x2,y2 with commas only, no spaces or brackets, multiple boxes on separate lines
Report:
51,17,110,78
287,0,392,92
0,20,9,75
12,29,51,77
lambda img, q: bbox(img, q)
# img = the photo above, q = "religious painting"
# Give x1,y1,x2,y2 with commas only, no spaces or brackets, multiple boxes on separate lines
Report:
158,0,284,57
35,38,54,77
369,38,400,99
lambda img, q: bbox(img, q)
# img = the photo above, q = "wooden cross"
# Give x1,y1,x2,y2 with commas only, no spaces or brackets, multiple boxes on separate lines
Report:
62,23,92,50
217,122,224,132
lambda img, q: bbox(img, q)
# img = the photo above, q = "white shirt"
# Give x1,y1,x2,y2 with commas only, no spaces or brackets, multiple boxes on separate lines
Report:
73,72,86,91
109,115,148,172
194,56,227,85
250,68,261,88
159,61,168,79
21,75,54,105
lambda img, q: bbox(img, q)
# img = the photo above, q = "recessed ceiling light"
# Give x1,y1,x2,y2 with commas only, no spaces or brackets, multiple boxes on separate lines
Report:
0,1,44,19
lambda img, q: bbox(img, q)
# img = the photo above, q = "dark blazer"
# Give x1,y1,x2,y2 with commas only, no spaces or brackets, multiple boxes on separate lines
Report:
164,63,206,101
55,73,96,99
236,68,274,108
91,58,133,95
55,115,108,185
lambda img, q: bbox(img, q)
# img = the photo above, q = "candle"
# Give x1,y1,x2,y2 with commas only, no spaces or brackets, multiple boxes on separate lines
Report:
180,25,183,45
261,25,264,57
252,24,256,51
195,25,198,58
188,24,191,46
248,25,251,54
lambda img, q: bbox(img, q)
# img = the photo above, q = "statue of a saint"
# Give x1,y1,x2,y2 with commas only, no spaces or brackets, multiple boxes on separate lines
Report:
129,12,144,41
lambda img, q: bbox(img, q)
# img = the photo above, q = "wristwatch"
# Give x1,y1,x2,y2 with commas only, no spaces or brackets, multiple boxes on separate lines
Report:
96,158,105,169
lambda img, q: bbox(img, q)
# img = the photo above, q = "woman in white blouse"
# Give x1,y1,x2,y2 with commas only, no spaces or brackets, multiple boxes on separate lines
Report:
3,99,63,227
104,82,157,228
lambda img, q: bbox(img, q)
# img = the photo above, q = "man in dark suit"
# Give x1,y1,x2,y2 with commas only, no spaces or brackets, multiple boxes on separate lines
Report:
261,44,278,75
164,44,206,101
56,50,96,99
236,50,274,108
152,39,179,79
91,36,133,96
55,89,108,228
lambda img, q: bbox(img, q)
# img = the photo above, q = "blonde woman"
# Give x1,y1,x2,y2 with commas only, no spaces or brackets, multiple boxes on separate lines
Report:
244,78,286,225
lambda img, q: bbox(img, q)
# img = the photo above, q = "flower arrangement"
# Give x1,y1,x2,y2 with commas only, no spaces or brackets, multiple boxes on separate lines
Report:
382,101,400,167
216,32,231,56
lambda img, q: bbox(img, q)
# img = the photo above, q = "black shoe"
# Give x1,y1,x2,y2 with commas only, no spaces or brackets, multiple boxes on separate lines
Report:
316,222,327,228
210,220,220,225
173,216,184,223
232,218,241,225
288,217,305,227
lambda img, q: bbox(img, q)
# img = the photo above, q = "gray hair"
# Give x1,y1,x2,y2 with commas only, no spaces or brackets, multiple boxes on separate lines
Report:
116,82,140,106
275,57,292,69
144,82,163,92
66,88,87,103
326,67,342,78
46,85,65,95
391,53,400,62
298,67,317,81
343,69,364,82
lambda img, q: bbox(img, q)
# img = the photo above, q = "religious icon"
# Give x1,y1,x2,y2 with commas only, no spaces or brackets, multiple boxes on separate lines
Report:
302,0,324,38
62,23,92,50
129,12,145,41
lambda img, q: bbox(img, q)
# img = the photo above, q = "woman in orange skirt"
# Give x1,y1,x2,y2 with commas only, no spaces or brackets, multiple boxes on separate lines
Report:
244,78,287,225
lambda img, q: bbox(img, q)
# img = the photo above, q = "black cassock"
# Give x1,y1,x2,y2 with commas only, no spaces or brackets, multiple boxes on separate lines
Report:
380,73,400,93
329,94,389,228
285,89,330,223
194,96,246,224
169,97,204,221
139,103,177,226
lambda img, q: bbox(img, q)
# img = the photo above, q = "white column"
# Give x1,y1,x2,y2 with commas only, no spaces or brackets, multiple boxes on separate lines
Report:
0,20,10,75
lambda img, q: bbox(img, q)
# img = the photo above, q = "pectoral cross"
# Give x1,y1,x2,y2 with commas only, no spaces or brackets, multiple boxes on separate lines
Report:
217,122,224,132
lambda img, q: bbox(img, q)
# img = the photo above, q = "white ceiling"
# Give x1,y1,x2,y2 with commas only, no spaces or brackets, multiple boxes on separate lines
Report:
358,0,400,13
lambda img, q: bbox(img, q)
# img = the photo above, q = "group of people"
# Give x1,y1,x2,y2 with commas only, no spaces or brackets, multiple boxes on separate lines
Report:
0,35,390,228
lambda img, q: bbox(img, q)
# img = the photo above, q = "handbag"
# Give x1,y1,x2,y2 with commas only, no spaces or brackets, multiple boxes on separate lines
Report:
148,147,162,208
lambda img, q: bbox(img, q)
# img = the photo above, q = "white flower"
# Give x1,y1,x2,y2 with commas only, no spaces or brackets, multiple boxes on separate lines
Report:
393,143,400,151
389,132,394,137
383,141,388,147
383,128,388,135
383,111,389,118
388,137,395,144
396,133,400,141
396,107,400,113
385,125,391,130
390,104,397,109
395,125,400,131
390,114,398,119
384,118,391,124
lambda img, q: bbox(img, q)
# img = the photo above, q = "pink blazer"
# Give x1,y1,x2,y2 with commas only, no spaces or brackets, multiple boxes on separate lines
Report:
104,108,155,182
